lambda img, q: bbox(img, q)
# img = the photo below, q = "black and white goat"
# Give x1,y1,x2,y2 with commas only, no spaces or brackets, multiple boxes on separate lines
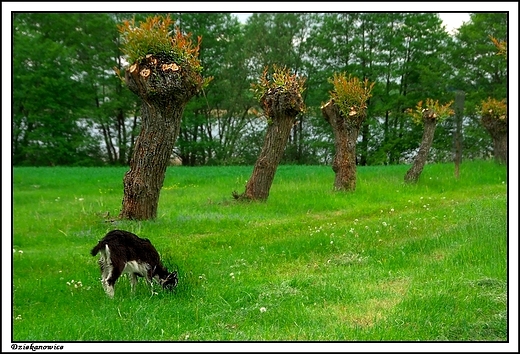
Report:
91,230,178,297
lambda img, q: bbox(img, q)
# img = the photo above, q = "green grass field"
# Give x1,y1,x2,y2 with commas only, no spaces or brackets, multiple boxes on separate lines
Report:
11,161,508,342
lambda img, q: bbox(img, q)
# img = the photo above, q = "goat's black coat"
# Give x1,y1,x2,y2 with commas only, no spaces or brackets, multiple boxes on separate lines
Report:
91,229,177,296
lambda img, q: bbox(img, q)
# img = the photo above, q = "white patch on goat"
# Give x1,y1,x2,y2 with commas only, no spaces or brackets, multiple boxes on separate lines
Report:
123,260,152,292
122,260,151,277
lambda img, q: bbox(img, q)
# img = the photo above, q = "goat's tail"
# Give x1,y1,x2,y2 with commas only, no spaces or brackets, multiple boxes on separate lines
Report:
90,242,105,256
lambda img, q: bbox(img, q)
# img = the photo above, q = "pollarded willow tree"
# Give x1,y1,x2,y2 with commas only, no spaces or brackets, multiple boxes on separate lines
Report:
404,99,454,184
321,73,374,191
117,15,210,220
233,65,306,201
480,97,507,164
481,37,508,165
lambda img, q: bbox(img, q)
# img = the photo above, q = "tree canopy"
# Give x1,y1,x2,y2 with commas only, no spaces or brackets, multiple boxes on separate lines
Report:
12,12,508,166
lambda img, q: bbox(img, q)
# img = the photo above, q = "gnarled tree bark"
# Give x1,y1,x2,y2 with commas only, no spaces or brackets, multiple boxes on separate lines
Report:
234,87,304,201
481,113,507,164
404,109,438,184
322,99,366,191
119,54,201,220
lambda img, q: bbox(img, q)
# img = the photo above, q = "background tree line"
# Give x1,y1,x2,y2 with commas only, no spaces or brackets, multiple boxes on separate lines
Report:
12,12,507,167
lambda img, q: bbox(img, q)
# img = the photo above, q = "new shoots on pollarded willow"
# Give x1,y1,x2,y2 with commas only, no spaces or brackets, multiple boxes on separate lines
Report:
404,98,454,183
250,65,307,123
480,97,507,164
490,35,507,57
322,72,375,191
117,14,211,220
233,65,306,201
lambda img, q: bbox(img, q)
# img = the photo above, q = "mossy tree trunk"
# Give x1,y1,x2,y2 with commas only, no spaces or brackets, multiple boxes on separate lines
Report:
481,113,507,164
322,99,366,191
404,110,438,184
120,55,200,220
234,88,304,201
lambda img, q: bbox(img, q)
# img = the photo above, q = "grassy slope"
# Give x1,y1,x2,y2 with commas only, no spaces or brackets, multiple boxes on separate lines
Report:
11,161,508,341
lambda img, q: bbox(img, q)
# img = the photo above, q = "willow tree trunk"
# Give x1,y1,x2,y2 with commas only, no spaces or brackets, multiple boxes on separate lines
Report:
234,88,304,201
240,115,295,200
481,114,507,164
404,111,438,184
119,55,200,220
322,100,365,191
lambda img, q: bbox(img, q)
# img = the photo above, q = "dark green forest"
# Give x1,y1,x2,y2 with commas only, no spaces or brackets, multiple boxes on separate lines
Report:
12,12,507,167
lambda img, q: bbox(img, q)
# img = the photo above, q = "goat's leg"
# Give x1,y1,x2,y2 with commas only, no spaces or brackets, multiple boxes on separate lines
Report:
99,259,112,296
129,273,138,293
105,265,123,298
146,273,157,297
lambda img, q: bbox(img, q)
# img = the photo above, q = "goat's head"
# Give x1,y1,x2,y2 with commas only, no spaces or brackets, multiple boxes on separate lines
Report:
160,271,179,290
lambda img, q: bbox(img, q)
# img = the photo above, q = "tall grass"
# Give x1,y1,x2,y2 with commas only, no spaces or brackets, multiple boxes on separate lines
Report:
10,161,508,345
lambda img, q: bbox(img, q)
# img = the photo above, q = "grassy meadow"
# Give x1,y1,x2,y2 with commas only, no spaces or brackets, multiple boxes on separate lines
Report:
11,161,508,343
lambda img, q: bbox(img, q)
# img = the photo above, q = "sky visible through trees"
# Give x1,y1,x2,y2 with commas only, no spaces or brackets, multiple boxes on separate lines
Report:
235,13,468,33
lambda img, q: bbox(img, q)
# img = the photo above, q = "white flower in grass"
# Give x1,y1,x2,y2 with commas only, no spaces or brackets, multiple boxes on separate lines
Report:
260,307,267,313
74,281,83,289
18,250,24,254
382,222,387,227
